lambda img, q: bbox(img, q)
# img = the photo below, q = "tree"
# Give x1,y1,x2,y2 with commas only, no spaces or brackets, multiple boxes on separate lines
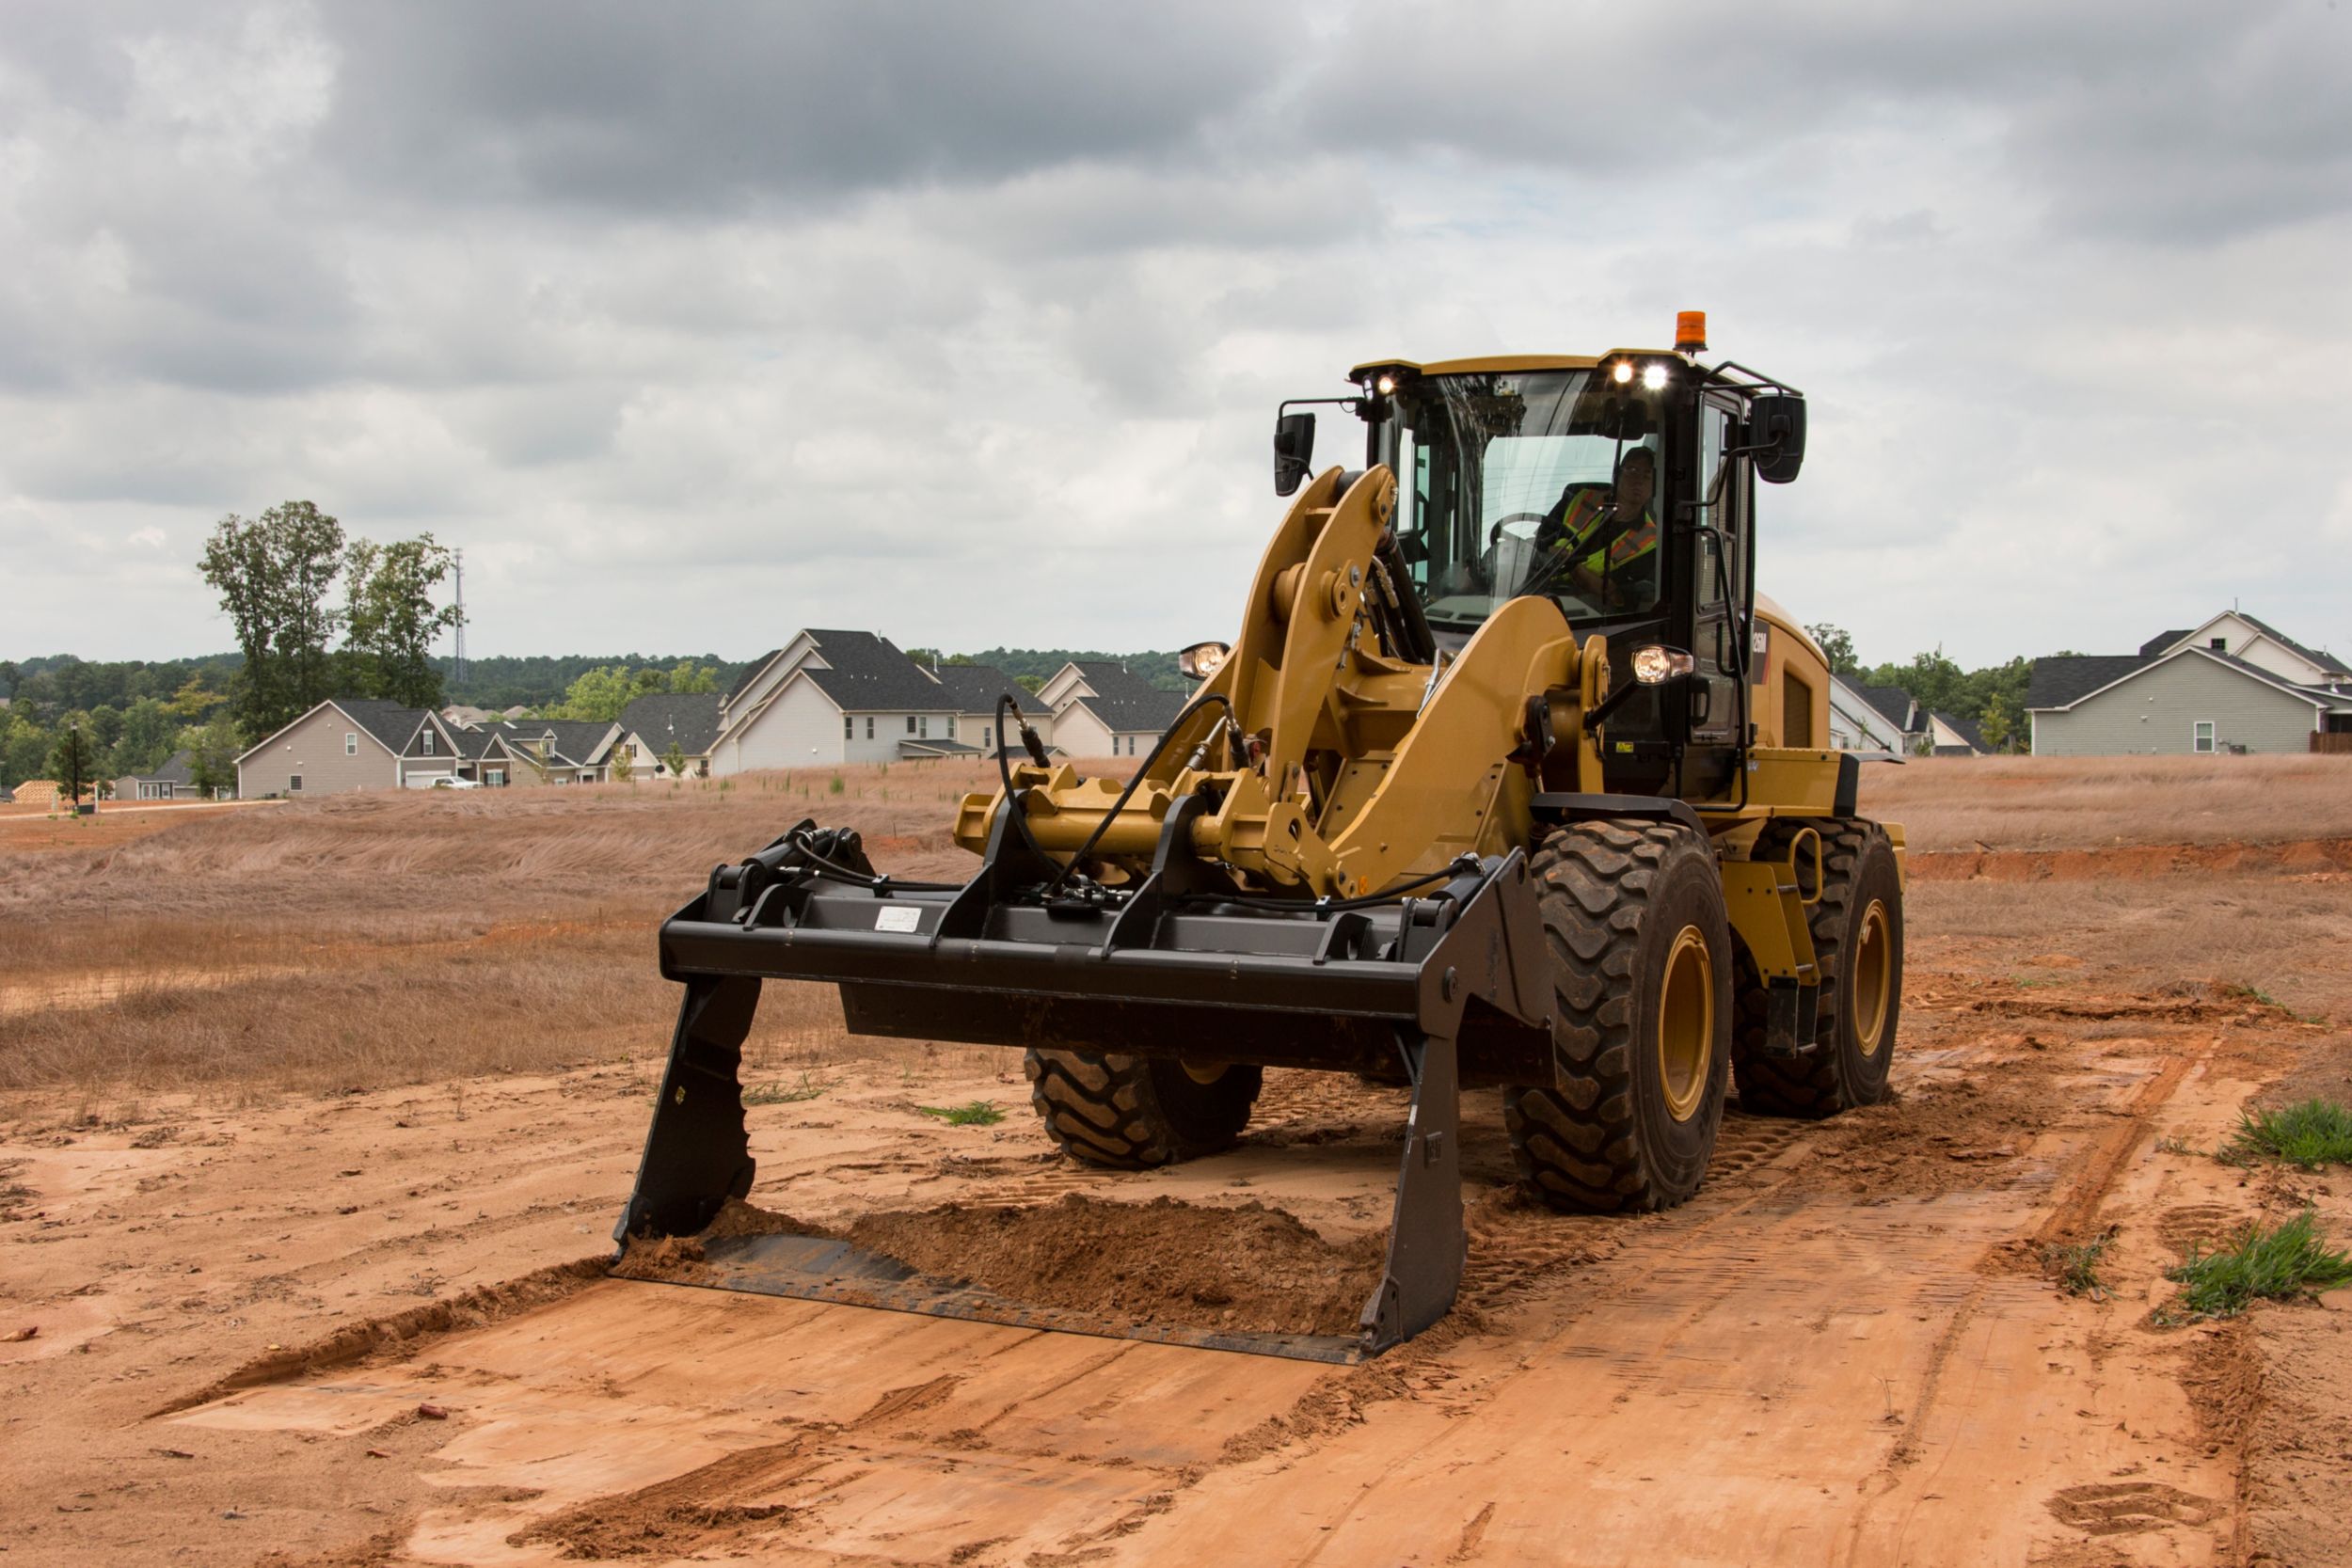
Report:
199,501,346,738
342,533,462,709
1,712,51,790
612,743,635,784
662,740,687,778
186,714,242,798
111,697,181,777
167,673,230,721
1804,623,1858,677
48,724,97,803
553,666,641,722
664,660,720,695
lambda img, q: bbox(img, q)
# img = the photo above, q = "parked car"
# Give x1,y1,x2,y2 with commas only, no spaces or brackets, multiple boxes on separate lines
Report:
431,777,484,790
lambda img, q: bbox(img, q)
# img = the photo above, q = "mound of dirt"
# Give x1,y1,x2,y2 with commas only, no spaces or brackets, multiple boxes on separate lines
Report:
849,1195,1386,1339
620,1196,1387,1339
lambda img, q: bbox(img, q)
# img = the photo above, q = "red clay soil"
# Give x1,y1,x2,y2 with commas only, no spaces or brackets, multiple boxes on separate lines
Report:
617,1194,1388,1339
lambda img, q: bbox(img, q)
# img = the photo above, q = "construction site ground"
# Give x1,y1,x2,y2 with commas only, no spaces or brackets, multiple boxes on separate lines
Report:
4,757,2351,1567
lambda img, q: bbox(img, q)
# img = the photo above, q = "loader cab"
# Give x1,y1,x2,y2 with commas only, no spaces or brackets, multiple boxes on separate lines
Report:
1335,350,1795,799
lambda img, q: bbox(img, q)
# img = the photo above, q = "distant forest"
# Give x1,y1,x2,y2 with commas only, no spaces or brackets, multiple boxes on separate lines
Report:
0,646,1192,715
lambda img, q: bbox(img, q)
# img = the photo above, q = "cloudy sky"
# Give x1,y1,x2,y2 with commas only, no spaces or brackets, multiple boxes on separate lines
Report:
4,1,2348,669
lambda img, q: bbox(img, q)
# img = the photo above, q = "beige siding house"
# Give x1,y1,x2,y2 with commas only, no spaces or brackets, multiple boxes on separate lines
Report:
1038,661,1189,759
708,630,961,771
234,700,465,797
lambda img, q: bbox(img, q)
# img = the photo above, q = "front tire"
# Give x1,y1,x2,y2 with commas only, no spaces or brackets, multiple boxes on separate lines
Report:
1025,1050,1263,1169
1505,820,1734,1213
1733,819,1903,1117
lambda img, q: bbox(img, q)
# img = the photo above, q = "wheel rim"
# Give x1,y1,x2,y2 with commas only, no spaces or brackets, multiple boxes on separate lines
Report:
1852,899,1893,1057
1180,1060,1229,1085
1657,924,1714,1123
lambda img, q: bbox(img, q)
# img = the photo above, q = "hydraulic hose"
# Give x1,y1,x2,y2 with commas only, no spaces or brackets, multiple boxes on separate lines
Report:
1041,690,1239,900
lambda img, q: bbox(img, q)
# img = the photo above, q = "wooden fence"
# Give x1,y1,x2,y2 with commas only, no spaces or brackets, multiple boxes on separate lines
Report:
2312,733,2352,755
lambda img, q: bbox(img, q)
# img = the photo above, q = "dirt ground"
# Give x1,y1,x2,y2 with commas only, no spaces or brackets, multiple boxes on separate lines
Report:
4,757,2351,1566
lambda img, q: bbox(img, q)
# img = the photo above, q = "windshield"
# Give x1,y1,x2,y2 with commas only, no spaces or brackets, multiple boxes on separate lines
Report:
1392,370,1666,632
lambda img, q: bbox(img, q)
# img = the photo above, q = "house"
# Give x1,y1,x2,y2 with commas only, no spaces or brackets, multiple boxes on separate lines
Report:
1827,674,1912,755
453,722,519,788
485,720,622,784
615,693,723,779
10,781,60,809
2028,610,2352,755
115,750,215,800
234,700,471,797
1038,661,1189,758
918,661,1032,757
1926,711,1988,757
707,630,962,771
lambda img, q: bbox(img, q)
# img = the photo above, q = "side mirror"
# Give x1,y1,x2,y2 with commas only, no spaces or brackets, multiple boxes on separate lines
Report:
1747,394,1806,483
1274,410,1316,496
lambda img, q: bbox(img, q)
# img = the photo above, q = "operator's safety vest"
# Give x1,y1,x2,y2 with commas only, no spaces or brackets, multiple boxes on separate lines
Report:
1554,487,1659,573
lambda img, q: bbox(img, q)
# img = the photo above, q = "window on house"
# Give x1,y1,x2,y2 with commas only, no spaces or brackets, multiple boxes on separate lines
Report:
918,717,929,738
487,769,505,786
2193,721,2217,753
421,731,436,755
2209,637,2226,651
865,717,875,739
289,774,303,792
844,716,852,739
344,732,358,756
906,716,917,735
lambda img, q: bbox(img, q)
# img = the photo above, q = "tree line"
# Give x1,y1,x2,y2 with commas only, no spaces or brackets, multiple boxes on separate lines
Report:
1804,625,2034,752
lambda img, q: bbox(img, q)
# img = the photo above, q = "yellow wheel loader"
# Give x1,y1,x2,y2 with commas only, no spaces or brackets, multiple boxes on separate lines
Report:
617,314,1904,1361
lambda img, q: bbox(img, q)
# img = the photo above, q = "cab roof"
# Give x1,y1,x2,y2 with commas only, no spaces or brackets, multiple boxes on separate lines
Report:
1348,351,1680,379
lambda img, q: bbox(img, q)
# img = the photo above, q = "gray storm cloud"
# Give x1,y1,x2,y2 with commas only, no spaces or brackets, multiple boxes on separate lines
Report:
1,0,2347,665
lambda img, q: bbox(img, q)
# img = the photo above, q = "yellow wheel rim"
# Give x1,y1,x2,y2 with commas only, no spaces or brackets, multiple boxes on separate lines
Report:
1853,900,1893,1057
1657,925,1714,1123
1181,1060,1229,1085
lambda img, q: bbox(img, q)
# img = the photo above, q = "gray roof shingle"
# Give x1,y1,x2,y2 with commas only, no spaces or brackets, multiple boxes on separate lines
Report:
2138,628,2192,658
725,650,782,704
2025,655,2151,709
1856,684,1917,732
925,662,1025,713
794,630,953,712
332,699,430,754
1929,711,1988,752
620,692,723,756
1067,660,1190,734
2233,612,2352,677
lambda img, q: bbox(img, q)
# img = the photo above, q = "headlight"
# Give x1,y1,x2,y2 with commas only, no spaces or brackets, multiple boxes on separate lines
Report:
1179,641,1231,680
1631,644,1695,685
1612,361,1634,384
1642,363,1669,390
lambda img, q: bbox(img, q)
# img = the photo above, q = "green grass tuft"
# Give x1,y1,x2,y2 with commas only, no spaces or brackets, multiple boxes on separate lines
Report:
2226,1099,2352,1170
2166,1210,2352,1319
2044,1227,2117,1299
915,1101,1003,1127
742,1073,828,1106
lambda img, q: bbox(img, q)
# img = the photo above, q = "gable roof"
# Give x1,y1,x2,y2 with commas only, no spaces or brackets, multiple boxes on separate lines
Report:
1929,711,1988,752
2033,644,2342,714
725,649,784,704
925,662,1024,713
1062,660,1190,734
501,720,619,767
333,699,433,755
2025,655,2151,710
2229,611,2352,677
620,692,723,756
1855,684,1917,732
235,698,422,765
792,629,953,712
2138,628,2192,659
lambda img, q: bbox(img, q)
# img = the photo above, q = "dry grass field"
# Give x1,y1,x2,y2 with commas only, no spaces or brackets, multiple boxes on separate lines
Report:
4,754,2351,1566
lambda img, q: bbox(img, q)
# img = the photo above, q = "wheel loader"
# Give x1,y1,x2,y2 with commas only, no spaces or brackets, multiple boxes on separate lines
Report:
616,313,1905,1361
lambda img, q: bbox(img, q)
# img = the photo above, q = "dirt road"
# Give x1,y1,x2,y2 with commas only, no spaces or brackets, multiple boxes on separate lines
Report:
5,960,2344,1565
6,769,2351,1567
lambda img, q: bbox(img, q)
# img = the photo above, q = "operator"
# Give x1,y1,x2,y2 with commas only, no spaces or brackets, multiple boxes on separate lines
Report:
1529,445,1659,606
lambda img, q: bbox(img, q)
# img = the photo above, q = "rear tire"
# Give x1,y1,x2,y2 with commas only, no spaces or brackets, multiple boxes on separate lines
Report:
1025,1050,1263,1169
1732,819,1902,1117
1505,820,1733,1213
